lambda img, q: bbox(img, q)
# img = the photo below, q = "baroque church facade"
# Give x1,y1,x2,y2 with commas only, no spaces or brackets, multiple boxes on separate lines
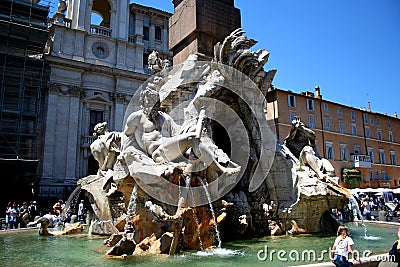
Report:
39,0,172,198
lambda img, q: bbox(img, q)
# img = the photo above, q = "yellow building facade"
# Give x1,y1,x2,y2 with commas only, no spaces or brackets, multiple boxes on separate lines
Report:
266,87,400,189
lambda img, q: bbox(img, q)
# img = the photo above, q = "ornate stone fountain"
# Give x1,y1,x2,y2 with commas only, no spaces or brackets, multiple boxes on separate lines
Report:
76,29,347,257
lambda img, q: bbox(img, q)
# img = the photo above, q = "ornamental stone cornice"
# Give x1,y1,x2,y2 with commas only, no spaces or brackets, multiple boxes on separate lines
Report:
131,3,172,19
45,55,150,82
83,94,112,107
110,92,131,105
47,82,84,97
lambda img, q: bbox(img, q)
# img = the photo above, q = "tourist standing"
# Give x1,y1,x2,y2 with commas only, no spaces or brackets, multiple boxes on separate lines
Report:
379,197,385,210
331,225,360,267
53,199,65,215
4,202,12,229
77,200,85,223
28,201,37,222
7,202,19,229
19,202,29,228
362,197,372,220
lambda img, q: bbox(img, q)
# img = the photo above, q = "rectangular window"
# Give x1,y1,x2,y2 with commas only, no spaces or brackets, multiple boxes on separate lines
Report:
89,110,104,134
143,52,149,68
370,170,374,179
352,123,357,136
378,130,382,140
365,126,370,138
288,95,296,107
326,142,334,160
354,145,361,155
370,116,374,124
351,110,355,121
339,122,344,134
325,120,330,131
143,26,150,41
338,107,342,118
324,103,329,114
155,26,162,40
379,149,386,164
368,147,374,163
389,131,393,142
309,115,315,129
306,99,314,111
391,151,396,165
377,116,380,125
388,119,391,128
290,112,296,123
363,113,368,124
340,144,348,161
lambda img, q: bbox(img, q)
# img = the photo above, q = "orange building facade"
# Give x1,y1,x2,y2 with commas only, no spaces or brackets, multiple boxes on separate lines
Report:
266,87,400,189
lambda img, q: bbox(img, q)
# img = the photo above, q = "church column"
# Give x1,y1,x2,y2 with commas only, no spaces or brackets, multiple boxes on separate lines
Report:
149,19,155,49
134,14,145,72
65,86,81,182
115,0,130,40
50,25,64,56
162,22,168,51
81,103,91,178
135,14,144,45
135,47,145,73
114,94,127,131
110,8,117,39
85,0,93,32
41,88,59,181
116,40,127,70
70,0,88,31
82,103,90,136
79,102,91,177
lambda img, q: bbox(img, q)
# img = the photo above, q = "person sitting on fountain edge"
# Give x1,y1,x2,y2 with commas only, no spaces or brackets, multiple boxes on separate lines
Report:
389,227,400,266
331,225,360,267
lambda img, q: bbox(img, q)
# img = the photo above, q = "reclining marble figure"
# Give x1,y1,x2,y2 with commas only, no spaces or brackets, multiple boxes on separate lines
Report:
284,117,334,180
121,87,241,179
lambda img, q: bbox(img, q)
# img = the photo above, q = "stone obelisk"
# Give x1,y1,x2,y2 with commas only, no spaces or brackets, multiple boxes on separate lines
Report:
169,0,241,65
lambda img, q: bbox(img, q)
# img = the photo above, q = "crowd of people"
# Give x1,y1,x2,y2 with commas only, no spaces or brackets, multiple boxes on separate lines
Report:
332,194,400,222
2,199,87,230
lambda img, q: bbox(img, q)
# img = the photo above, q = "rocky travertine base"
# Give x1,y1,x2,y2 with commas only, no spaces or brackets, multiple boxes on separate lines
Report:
105,204,222,256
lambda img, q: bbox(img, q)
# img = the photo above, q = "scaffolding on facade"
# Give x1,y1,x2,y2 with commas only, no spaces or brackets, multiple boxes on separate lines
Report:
0,0,50,201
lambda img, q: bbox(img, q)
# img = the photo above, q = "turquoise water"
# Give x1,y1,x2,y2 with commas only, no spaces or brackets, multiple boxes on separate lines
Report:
0,223,396,267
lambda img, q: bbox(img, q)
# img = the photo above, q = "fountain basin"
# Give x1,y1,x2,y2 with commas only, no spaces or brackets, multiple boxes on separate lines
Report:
0,222,396,267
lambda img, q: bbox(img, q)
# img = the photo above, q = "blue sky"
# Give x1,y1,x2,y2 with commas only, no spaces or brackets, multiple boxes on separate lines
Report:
51,0,400,116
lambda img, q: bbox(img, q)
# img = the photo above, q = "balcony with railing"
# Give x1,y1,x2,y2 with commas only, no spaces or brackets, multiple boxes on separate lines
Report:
370,175,392,181
351,154,372,168
128,34,136,44
81,135,97,147
90,25,111,37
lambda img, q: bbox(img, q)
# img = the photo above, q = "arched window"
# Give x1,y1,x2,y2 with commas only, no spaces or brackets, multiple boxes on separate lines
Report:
91,12,103,26
91,0,111,28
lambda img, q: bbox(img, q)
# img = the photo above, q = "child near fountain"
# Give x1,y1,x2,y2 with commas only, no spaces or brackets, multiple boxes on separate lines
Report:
331,225,360,267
